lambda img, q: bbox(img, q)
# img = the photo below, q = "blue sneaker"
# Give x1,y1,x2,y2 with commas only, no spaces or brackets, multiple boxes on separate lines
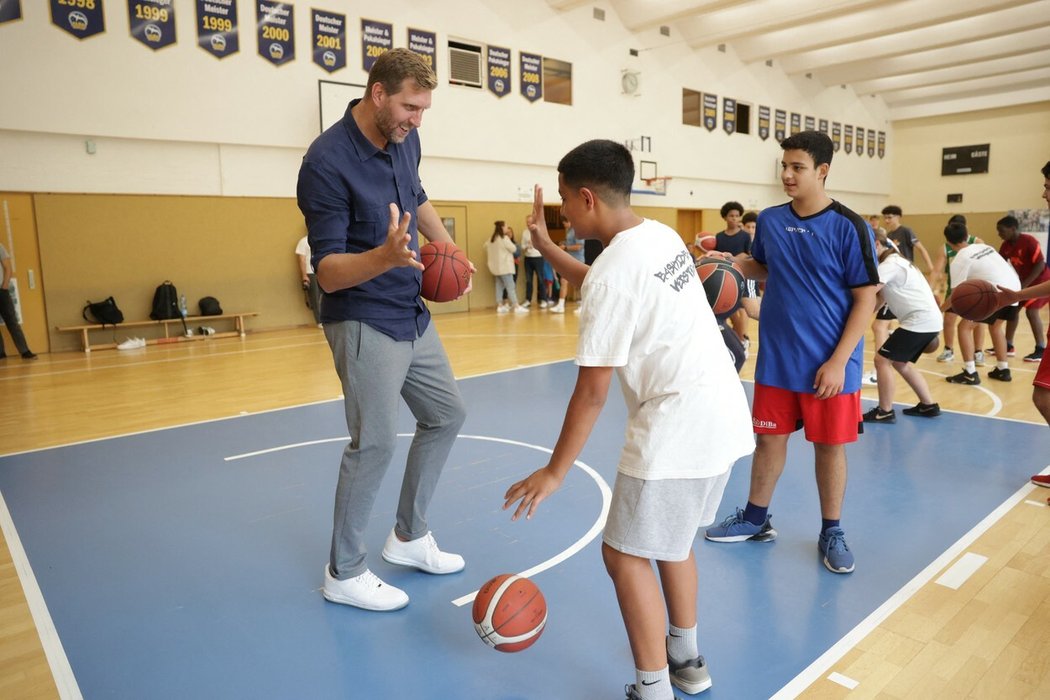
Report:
818,527,855,573
704,508,777,543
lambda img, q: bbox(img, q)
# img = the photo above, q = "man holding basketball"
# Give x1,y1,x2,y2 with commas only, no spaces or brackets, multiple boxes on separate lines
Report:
297,49,472,612
504,140,753,700
705,130,879,575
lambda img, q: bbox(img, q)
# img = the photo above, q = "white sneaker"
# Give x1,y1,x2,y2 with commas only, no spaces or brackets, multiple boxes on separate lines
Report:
936,348,954,363
496,305,510,314
863,371,878,385
974,351,986,367
514,305,529,314
550,303,565,314
322,566,408,611
117,337,146,350
521,300,531,308
381,529,465,574
539,300,550,309
573,306,581,315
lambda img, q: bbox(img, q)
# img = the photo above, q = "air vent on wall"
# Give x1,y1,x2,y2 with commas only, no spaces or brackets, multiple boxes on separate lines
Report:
449,40,482,88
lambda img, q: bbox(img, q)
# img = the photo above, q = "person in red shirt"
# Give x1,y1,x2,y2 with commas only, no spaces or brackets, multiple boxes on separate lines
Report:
997,215,1050,363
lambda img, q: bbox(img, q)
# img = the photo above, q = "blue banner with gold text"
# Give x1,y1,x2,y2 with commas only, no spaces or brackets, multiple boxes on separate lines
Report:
832,122,841,152
312,9,345,72
128,0,175,50
774,109,786,142
0,0,21,23
757,106,770,141
487,45,511,98
856,127,865,157
258,1,294,65
51,0,105,39
196,0,238,58
702,93,717,131
520,52,542,102
361,18,391,71
407,28,435,78
722,97,736,135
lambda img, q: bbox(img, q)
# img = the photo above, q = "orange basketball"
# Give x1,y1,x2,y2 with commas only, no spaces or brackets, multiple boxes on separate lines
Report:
696,259,744,319
950,279,1000,321
471,574,547,653
696,234,717,252
420,241,471,302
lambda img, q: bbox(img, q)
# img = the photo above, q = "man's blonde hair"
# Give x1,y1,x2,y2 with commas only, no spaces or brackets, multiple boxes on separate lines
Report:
366,48,437,96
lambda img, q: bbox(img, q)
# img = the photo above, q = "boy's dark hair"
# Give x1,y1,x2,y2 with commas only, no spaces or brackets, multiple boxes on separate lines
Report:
1042,160,1050,178
558,139,634,205
996,215,1019,230
720,201,744,219
947,214,966,225
944,222,968,245
881,205,903,217
741,211,758,225
780,130,833,169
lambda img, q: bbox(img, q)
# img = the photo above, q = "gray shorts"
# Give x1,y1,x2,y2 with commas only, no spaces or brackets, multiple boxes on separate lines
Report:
603,470,732,562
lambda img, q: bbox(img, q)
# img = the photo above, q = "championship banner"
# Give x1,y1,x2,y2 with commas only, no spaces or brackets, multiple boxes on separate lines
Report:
487,45,511,98
804,115,815,131
818,118,828,134
855,127,865,157
1,0,21,23
520,52,542,102
196,0,238,58
774,109,786,142
258,1,294,66
312,9,345,73
877,131,886,159
407,28,435,78
867,129,876,157
51,0,105,39
789,112,801,136
702,93,717,131
844,125,853,154
361,18,391,71
129,0,175,50
832,122,841,151
757,106,770,141
722,97,736,135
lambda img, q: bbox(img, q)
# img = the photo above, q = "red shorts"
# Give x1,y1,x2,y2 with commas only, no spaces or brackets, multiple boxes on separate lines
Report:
1035,350,1050,391
752,383,862,445
1023,296,1050,310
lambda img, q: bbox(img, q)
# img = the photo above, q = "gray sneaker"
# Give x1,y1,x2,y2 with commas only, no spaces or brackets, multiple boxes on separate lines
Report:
668,646,713,694
625,684,681,700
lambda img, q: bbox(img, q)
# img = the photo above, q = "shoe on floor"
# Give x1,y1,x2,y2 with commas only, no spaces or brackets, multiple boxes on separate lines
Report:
521,300,531,308
862,371,878,385
117,337,146,350
936,348,954,362
322,566,408,611
818,526,855,574
1023,347,1045,362
986,345,1015,357
20,351,38,360
988,367,1012,382
902,402,941,417
539,300,550,309
973,351,986,367
514,305,529,314
862,407,896,423
668,649,713,695
625,684,681,700
549,303,565,314
1031,474,1050,488
946,370,980,385
381,529,465,574
705,508,777,543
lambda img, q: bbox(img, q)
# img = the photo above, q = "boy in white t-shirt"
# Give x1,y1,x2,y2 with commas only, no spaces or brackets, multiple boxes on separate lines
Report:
944,222,1021,385
503,140,754,700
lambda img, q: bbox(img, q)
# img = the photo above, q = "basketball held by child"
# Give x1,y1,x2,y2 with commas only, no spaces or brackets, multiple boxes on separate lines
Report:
950,279,1000,321
471,574,547,653
696,233,717,252
420,241,471,302
696,259,744,319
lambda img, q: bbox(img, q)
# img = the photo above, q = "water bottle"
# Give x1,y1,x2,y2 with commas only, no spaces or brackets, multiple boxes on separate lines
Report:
179,294,188,318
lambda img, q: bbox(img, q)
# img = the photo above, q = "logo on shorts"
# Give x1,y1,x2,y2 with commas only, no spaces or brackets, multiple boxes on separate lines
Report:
753,418,777,429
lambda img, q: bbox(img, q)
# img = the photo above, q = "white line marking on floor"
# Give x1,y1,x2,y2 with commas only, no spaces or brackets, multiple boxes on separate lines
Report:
827,672,859,689
772,480,1036,700
935,552,988,590
919,369,1002,416
0,492,83,700
1024,499,1048,507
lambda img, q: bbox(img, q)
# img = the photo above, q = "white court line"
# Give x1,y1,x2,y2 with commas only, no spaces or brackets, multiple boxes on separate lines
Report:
935,552,987,590
223,433,613,609
0,492,83,700
919,368,1003,416
827,672,859,690
771,480,1041,699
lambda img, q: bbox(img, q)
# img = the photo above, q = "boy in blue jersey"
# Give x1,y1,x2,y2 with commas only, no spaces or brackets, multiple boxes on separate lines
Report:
705,131,879,574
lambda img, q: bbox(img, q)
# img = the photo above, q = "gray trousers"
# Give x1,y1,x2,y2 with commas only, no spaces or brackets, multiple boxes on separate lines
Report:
0,289,31,356
324,320,466,579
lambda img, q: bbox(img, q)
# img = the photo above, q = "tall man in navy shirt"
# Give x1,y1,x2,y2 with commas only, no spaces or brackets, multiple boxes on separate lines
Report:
297,49,471,611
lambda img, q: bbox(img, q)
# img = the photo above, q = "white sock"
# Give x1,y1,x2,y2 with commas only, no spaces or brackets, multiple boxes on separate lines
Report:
635,668,671,700
963,361,975,373
997,361,1008,370
667,624,698,662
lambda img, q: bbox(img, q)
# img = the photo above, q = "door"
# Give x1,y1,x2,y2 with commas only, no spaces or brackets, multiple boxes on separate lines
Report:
1,194,49,354
428,205,470,314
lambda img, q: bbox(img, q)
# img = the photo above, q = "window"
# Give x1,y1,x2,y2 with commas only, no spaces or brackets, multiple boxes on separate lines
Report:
542,57,572,105
735,102,751,135
682,88,702,126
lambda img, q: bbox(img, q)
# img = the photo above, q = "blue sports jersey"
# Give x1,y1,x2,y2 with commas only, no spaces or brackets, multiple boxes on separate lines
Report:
751,201,878,394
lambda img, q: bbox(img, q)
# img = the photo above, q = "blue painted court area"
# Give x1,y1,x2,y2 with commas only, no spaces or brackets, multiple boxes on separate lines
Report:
0,361,1045,699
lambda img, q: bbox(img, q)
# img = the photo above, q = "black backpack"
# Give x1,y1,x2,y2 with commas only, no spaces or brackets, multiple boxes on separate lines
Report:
150,281,181,320
198,296,222,316
83,297,124,326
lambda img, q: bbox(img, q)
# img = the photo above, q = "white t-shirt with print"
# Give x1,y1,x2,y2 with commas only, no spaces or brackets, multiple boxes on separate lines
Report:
949,243,1020,303
877,254,942,333
577,219,754,480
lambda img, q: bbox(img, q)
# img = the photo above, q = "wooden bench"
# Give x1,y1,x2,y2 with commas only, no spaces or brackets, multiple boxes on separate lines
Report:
57,312,259,353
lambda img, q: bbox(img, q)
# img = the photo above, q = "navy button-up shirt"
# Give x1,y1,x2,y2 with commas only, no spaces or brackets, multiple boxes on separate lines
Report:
297,99,430,341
